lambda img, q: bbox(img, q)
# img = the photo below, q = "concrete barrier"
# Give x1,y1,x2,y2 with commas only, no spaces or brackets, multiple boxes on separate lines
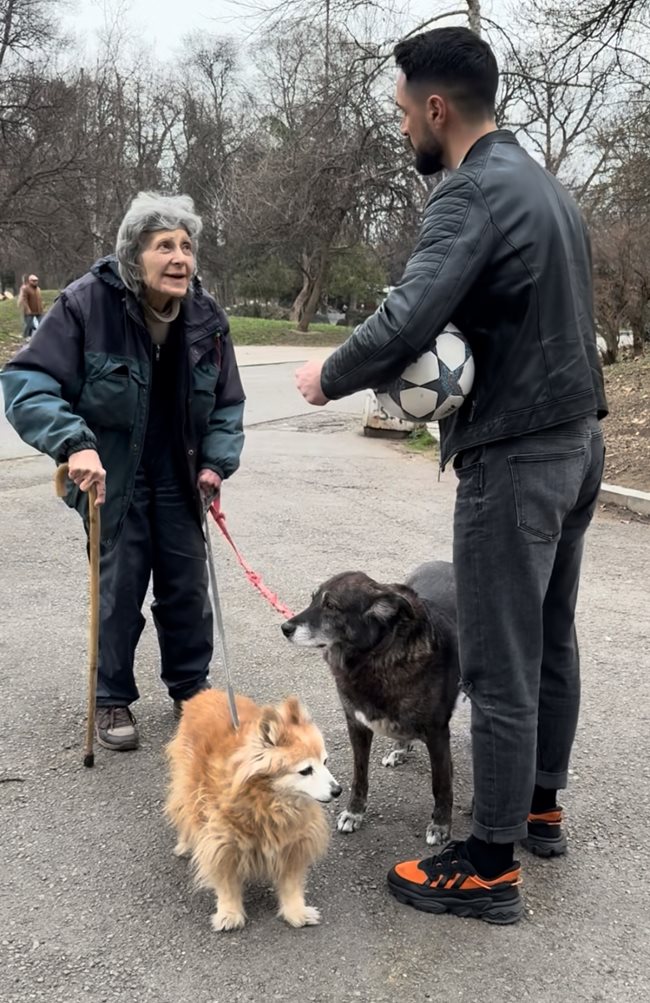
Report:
600,483,650,517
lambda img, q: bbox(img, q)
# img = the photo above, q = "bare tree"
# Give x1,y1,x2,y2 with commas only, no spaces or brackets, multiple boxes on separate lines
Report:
591,217,650,361
226,22,417,330
0,0,61,70
167,36,244,301
551,0,647,38
501,41,617,187
586,99,650,358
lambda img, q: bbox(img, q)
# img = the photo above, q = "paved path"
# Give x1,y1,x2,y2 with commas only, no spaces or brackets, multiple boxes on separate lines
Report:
1,349,648,1002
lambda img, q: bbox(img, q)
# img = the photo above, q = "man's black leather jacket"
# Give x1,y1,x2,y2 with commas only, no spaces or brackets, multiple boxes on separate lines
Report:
320,130,607,467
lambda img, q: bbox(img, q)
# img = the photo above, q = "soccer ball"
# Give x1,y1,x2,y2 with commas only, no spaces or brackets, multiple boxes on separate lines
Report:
375,324,474,423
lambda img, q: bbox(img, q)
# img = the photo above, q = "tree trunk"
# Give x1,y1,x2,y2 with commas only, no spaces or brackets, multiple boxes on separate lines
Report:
289,250,314,324
467,0,482,35
601,326,619,365
290,248,330,332
632,323,645,358
298,257,328,332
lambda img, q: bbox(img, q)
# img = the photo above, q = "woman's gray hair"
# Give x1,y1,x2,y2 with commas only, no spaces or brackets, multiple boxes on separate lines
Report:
115,191,203,294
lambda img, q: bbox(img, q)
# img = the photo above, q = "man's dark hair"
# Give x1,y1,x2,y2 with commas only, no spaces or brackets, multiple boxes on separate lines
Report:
394,27,499,120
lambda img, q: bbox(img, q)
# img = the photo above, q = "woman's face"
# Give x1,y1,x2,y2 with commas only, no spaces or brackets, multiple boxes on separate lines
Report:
139,228,194,305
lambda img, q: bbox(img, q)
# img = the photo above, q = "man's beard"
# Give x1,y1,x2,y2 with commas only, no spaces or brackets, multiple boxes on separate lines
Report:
409,137,445,176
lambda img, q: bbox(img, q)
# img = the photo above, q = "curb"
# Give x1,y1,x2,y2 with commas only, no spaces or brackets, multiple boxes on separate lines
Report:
600,483,650,517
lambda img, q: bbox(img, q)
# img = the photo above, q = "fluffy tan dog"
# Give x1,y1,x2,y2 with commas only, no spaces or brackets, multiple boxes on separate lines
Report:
165,689,341,931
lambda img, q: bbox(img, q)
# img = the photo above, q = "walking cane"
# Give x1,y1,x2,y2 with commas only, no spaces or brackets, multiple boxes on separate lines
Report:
55,464,100,767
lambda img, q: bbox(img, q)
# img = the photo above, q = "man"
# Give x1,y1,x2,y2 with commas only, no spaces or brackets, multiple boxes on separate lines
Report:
18,273,44,340
295,27,607,924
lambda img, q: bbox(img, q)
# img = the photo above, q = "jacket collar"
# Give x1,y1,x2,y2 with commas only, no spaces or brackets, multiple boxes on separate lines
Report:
91,255,214,343
462,129,520,164
90,255,124,289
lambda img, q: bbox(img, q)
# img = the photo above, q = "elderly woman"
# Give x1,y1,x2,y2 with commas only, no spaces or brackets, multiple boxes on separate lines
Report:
1,192,245,752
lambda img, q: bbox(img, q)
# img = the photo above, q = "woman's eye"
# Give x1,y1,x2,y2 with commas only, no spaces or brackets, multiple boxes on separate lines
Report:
299,766,314,776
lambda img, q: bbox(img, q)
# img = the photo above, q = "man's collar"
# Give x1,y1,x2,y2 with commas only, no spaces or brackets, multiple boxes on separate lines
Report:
460,129,519,166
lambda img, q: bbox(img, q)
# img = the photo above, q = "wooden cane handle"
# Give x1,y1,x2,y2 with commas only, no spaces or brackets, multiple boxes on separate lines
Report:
54,463,69,498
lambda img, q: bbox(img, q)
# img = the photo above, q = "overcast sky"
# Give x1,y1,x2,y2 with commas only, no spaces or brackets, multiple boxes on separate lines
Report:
63,0,511,58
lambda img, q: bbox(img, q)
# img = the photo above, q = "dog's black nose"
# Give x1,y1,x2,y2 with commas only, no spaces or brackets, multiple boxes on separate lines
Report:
281,621,296,637
331,783,342,799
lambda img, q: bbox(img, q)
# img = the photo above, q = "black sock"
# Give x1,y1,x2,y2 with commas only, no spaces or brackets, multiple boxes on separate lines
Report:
465,835,514,879
530,785,557,814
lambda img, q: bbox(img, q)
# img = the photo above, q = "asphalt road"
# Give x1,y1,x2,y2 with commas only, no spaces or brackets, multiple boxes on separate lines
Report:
1,352,649,1003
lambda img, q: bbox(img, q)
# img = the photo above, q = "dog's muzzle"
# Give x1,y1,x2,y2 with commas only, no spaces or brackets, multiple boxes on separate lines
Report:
281,621,296,638
320,781,342,803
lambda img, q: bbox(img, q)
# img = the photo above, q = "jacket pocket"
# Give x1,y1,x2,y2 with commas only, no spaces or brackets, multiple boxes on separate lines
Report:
508,446,587,542
190,360,220,430
76,359,142,432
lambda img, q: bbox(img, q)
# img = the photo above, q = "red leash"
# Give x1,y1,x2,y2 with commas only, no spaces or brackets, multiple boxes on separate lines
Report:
209,500,296,619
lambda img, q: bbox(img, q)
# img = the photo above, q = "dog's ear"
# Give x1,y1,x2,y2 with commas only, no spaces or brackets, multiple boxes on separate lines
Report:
280,696,312,726
368,591,415,622
258,707,285,747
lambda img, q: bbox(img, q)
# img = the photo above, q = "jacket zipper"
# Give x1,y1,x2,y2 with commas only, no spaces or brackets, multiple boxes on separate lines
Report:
119,298,152,529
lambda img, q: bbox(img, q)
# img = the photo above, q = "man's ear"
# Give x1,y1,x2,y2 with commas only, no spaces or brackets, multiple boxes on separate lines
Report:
426,92,446,125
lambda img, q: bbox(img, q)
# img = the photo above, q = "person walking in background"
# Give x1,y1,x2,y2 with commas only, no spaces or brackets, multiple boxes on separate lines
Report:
17,274,44,340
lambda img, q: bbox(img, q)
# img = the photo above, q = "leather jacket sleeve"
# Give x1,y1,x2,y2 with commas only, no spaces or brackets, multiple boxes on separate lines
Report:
320,172,494,400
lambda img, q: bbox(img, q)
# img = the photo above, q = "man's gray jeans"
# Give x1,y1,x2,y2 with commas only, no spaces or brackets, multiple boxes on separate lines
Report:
453,415,605,843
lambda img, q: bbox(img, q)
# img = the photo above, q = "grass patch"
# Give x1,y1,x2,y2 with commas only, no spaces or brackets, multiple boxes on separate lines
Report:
405,426,439,454
228,315,349,346
0,294,350,365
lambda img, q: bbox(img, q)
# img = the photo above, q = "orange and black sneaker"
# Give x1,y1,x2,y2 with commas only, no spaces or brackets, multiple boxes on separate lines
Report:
521,808,567,857
387,840,523,925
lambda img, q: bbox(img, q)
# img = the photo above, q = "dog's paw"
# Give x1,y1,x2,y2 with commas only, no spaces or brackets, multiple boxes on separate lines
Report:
172,841,191,858
426,821,451,846
337,809,365,834
280,905,321,928
211,909,246,932
381,743,415,768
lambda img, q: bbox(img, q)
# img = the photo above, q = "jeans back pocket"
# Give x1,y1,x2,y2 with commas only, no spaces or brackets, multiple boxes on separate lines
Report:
508,446,587,541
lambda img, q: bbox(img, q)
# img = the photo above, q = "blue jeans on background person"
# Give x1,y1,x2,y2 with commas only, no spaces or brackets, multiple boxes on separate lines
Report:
22,314,41,339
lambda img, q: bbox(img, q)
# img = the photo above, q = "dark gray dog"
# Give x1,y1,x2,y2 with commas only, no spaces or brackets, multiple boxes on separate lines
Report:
281,561,459,845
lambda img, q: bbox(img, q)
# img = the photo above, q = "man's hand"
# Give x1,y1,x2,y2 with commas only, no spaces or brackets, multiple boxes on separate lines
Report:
68,449,106,506
295,360,330,406
198,469,222,509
